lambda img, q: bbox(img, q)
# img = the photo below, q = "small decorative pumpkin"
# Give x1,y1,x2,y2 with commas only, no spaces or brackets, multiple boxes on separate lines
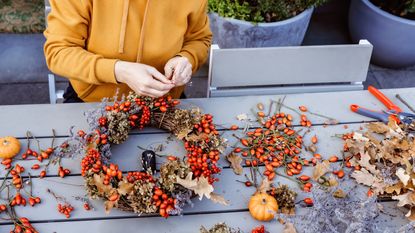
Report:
248,192,278,222
0,137,21,159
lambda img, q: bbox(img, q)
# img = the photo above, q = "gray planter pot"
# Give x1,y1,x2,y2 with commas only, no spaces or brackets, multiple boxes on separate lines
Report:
349,0,415,68
209,8,314,48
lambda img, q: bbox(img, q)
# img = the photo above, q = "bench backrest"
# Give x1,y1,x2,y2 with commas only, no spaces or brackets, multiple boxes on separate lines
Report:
207,40,373,97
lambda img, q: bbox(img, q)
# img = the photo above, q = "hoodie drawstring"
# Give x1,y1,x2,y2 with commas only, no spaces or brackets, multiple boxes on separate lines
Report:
136,0,151,62
118,0,130,53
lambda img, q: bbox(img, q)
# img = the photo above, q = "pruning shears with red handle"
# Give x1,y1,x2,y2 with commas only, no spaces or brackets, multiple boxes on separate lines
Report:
350,86,415,124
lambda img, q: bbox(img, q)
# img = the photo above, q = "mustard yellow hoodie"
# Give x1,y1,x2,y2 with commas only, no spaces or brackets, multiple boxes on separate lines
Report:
44,0,212,102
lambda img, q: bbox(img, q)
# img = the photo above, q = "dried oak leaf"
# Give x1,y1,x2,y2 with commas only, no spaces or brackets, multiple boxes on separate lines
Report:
351,168,377,187
313,160,330,181
226,153,243,175
104,200,118,214
117,180,134,196
367,122,390,134
283,222,297,233
359,153,379,175
186,133,209,142
93,173,112,195
406,207,415,221
236,113,248,121
396,168,411,186
392,192,415,207
257,178,272,193
176,172,214,200
333,189,346,198
209,192,229,206
385,182,404,195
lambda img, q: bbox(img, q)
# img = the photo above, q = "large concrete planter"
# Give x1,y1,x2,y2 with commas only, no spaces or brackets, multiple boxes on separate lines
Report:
209,8,314,48
349,0,415,68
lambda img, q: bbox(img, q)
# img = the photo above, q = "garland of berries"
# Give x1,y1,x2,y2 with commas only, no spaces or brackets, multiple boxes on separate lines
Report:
78,92,226,218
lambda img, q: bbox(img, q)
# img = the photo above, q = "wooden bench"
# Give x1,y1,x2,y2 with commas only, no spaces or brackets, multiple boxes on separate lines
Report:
208,40,373,97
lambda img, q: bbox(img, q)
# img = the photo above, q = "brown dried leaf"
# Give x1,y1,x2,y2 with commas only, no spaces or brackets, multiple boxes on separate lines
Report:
385,183,404,195
209,193,229,206
396,168,411,186
333,189,346,198
226,153,243,175
104,200,118,214
257,178,272,193
351,169,377,187
328,175,339,187
359,153,378,175
176,172,214,200
185,133,209,142
93,174,112,195
406,207,415,221
177,129,192,140
283,222,297,233
367,122,390,134
281,207,296,215
313,160,330,181
117,180,134,196
392,192,415,207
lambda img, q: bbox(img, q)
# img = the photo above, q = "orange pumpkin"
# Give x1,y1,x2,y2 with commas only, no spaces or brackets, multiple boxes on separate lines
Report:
248,192,278,221
0,137,21,159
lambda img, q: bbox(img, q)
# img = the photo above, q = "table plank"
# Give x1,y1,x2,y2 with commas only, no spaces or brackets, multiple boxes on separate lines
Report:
0,202,407,233
0,123,361,178
0,88,414,138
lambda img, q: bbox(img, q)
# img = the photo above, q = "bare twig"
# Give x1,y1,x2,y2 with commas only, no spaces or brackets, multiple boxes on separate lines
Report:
396,94,415,113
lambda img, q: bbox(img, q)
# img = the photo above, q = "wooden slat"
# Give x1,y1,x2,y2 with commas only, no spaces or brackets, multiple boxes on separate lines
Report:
0,88,414,138
0,123,362,178
0,202,407,232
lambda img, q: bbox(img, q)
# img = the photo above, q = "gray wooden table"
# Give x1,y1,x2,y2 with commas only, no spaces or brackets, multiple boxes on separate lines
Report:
0,88,414,232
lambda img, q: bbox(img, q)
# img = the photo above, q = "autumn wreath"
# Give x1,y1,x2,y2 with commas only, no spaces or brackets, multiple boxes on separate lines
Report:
74,93,227,217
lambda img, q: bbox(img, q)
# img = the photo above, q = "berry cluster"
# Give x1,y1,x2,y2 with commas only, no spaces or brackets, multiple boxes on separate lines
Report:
81,148,102,176
11,192,26,207
58,166,71,178
102,164,123,184
28,196,41,207
152,188,176,218
185,143,221,184
184,114,222,184
58,203,74,218
126,171,155,183
235,112,308,182
11,164,24,189
11,217,38,233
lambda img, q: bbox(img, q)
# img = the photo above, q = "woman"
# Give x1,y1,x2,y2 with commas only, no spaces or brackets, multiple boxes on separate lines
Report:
44,0,212,102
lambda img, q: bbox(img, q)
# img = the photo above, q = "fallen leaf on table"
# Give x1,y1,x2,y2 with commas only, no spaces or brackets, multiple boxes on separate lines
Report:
313,160,330,181
177,129,192,140
385,182,404,195
209,193,229,206
359,153,378,175
328,174,339,187
351,168,378,187
104,200,118,214
236,113,248,121
283,222,297,233
406,207,415,221
367,122,390,134
226,153,243,175
396,168,411,186
257,178,272,193
333,189,346,198
353,132,370,142
392,192,415,207
176,172,214,200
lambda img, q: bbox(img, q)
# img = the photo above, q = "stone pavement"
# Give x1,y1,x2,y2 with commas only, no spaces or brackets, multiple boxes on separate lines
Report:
0,0,414,105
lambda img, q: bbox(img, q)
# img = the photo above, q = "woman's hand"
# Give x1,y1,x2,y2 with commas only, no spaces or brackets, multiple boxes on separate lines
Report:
115,61,174,98
164,56,192,86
